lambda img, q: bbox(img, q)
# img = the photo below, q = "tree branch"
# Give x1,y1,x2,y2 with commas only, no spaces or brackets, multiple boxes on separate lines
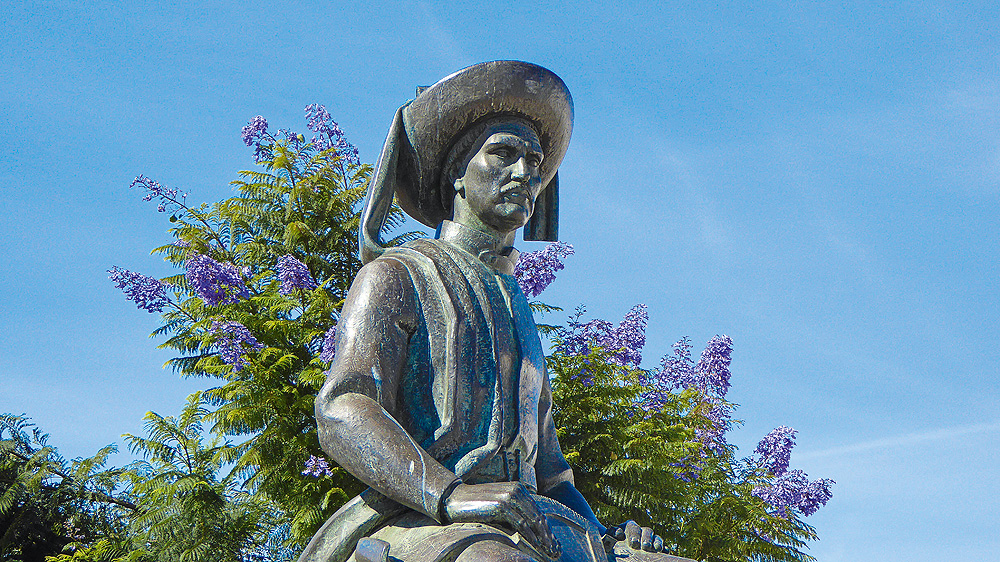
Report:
5,449,138,511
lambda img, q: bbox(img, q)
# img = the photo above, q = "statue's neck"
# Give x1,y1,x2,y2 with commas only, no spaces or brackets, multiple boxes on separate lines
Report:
437,221,520,275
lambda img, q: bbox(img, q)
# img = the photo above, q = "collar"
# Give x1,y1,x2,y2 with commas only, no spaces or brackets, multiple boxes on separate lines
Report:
437,220,520,275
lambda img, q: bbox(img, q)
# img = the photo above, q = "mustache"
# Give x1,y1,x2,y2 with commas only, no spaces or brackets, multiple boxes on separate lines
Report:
500,181,531,196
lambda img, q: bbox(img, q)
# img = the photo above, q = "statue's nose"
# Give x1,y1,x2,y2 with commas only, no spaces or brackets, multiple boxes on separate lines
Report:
510,157,531,182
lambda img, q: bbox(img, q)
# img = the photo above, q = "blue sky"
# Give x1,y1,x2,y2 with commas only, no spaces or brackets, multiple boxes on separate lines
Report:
2,1,998,560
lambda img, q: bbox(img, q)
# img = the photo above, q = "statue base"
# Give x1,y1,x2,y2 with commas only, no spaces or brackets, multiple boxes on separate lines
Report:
300,490,696,562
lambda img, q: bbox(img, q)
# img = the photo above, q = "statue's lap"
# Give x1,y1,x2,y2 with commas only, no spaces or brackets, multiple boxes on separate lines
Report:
369,511,525,562
361,495,608,562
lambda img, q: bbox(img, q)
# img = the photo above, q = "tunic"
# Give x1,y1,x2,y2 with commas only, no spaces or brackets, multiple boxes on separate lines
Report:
304,221,575,562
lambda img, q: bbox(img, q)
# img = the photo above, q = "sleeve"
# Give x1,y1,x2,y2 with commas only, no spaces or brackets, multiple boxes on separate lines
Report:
317,257,417,414
314,257,462,520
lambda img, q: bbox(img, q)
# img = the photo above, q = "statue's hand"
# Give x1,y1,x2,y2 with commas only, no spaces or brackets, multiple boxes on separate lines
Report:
442,482,562,560
606,520,663,552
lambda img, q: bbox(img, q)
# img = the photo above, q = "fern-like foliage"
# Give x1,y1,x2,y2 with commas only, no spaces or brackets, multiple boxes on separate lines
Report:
116,115,416,549
40,395,292,562
0,414,130,562
108,393,289,562
549,346,820,562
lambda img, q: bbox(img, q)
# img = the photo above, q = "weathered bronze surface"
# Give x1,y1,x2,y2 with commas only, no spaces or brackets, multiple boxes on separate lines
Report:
301,61,692,562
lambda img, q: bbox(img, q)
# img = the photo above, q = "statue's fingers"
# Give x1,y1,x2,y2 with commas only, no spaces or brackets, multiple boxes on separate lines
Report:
613,525,625,540
506,488,541,529
499,493,558,560
625,520,641,549
515,518,543,554
532,515,561,560
516,514,560,560
640,527,653,551
516,505,558,560
652,534,664,552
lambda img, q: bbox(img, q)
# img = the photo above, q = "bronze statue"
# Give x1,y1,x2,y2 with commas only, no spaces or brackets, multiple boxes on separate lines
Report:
301,61,688,562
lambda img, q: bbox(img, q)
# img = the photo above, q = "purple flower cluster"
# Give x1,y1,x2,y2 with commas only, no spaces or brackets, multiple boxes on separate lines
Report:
650,338,697,393
555,312,610,358
798,477,836,516
513,241,574,298
130,174,187,213
212,320,264,371
556,304,648,368
695,397,731,453
277,254,318,294
755,426,797,476
108,266,169,313
614,305,648,367
669,461,703,483
639,391,670,413
305,103,360,166
697,335,733,397
302,454,334,478
185,255,250,306
242,115,272,162
241,107,359,165
319,325,337,363
752,469,809,517
751,426,834,516
752,470,835,517
570,357,595,387
643,336,734,452
242,115,269,147
651,335,733,398
304,103,331,135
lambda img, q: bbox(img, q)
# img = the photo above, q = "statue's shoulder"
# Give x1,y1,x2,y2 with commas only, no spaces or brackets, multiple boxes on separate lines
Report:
348,252,419,302
356,239,441,274
396,237,448,254
353,239,448,292
380,238,457,267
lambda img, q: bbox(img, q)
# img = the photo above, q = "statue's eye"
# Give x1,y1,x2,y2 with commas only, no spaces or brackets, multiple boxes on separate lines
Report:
492,147,514,160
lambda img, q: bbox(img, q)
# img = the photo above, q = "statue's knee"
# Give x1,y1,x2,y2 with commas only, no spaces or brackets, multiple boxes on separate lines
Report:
453,540,540,562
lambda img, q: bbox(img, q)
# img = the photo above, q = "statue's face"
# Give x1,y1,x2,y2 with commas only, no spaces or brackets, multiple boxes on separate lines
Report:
452,121,544,235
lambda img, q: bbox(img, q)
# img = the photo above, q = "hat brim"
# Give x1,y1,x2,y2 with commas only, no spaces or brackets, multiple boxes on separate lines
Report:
396,60,574,228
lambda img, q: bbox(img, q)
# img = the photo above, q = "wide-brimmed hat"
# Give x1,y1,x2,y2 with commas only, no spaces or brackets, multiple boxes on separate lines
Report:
360,61,574,263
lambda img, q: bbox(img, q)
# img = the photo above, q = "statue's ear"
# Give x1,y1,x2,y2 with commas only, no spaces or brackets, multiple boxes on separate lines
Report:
359,106,407,264
524,172,559,241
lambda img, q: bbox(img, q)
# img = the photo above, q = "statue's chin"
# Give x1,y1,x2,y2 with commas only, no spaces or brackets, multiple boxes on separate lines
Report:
453,202,532,238
488,203,531,233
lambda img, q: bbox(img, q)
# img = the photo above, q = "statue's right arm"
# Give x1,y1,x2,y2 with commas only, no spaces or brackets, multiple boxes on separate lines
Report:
315,258,461,522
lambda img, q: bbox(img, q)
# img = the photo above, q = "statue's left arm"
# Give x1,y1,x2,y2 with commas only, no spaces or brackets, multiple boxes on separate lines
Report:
535,368,665,552
534,371,606,535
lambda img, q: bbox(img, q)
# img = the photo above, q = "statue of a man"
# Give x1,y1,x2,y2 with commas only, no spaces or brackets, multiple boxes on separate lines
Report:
303,61,669,562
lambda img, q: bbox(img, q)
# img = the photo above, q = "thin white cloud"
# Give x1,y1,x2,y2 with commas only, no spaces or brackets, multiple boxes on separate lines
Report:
796,420,1000,460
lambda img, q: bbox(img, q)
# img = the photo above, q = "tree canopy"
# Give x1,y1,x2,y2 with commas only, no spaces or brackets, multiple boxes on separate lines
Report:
1,106,832,562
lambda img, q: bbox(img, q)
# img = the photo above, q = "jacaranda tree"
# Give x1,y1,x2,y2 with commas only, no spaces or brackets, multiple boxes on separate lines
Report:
545,312,833,562
0,415,126,562
511,244,833,561
3,105,832,561
104,105,412,550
